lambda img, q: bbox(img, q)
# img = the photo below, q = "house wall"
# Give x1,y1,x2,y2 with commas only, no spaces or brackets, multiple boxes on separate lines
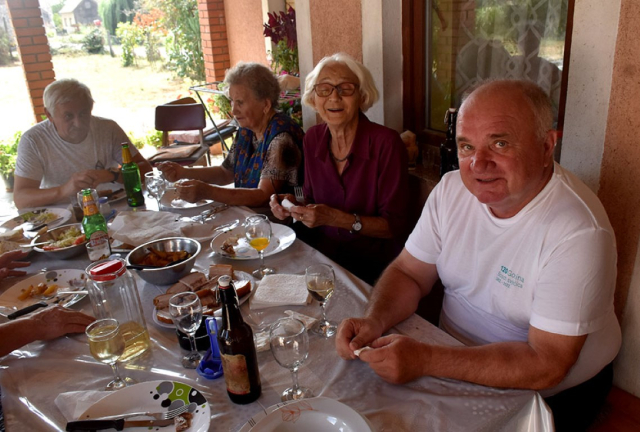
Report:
224,0,269,67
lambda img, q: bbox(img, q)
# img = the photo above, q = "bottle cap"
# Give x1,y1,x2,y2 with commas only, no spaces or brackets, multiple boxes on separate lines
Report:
88,258,126,281
218,275,231,289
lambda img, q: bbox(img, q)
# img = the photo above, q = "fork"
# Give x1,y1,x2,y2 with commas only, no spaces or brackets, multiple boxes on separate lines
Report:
92,404,189,421
294,186,304,204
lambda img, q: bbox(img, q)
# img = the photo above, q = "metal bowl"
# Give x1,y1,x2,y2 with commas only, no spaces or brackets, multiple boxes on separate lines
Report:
125,237,201,285
31,223,87,260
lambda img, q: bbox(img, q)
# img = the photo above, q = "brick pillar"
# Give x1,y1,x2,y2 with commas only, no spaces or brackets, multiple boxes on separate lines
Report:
198,0,230,82
6,0,55,123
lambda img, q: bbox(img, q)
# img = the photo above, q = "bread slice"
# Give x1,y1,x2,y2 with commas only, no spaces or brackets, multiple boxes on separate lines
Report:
209,264,233,279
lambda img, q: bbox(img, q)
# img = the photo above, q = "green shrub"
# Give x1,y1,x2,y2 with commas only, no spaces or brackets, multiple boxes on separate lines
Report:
82,28,104,54
0,131,21,176
129,129,163,150
116,22,141,66
0,27,13,66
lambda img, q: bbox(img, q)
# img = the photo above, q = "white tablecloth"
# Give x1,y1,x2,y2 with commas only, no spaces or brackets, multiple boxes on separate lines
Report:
0,203,553,431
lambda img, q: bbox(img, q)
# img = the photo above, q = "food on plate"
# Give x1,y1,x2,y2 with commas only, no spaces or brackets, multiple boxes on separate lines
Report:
153,264,251,324
20,210,58,226
0,227,24,241
175,412,193,432
42,226,86,250
220,236,239,255
134,248,191,267
0,240,21,254
18,282,59,301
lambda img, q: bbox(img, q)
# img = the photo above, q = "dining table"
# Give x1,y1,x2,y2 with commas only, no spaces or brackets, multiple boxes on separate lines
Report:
0,194,554,431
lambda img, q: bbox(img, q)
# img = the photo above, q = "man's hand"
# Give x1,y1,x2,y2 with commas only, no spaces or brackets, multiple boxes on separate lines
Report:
175,179,210,203
157,161,185,182
335,317,385,360
0,250,30,281
60,170,100,197
290,204,336,228
358,334,429,384
28,306,95,341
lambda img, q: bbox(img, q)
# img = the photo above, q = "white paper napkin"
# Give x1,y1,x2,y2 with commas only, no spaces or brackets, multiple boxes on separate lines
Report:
250,274,311,310
54,390,110,421
110,211,184,246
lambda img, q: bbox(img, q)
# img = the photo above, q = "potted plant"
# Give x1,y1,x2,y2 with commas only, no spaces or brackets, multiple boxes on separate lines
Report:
263,7,299,76
0,131,21,192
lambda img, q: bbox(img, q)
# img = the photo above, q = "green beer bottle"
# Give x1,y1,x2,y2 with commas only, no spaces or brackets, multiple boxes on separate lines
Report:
121,143,145,207
81,189,111,259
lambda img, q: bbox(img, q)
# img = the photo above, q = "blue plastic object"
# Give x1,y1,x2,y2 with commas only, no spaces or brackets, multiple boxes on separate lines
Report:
196,317,224,379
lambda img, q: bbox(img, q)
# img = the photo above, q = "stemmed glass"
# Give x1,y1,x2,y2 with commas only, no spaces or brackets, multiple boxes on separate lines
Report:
86,318,134,391
169,292,203,369
269,317,314,401
145,171,166,210
245,214,275,279
305,264,337,337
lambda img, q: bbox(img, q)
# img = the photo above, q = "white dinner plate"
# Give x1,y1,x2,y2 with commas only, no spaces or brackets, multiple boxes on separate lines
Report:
211,223,296,260
160,188,214,210
0,269,87,310
79,380,210,432
0,207,71,232
97,182,127,203
152,270,256,328
238,397,372,432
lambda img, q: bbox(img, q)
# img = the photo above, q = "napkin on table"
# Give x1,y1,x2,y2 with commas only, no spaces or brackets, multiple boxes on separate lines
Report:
109,211,183,246
250,274,311,310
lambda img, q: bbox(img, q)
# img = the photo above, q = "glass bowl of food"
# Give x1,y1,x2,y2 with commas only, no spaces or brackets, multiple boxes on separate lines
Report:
30,223,88,260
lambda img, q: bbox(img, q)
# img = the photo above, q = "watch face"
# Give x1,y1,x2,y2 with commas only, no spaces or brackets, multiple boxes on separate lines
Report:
353,221,362,232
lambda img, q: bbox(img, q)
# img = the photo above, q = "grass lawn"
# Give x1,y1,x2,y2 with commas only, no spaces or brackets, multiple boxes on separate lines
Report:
0,53,194,143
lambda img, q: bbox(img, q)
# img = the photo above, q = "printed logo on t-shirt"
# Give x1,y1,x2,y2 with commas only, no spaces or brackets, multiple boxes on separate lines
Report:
495,266,524,289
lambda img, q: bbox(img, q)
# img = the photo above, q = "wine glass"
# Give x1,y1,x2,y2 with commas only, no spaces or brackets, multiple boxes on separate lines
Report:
245,214,275,278
145,171,166,210
305,264,337,337
269,317,314,401
169,292,203,369
86,318,133,391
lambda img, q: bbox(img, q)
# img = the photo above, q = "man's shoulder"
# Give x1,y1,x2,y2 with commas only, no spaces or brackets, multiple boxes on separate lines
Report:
90,115,122,130
20,120,57,146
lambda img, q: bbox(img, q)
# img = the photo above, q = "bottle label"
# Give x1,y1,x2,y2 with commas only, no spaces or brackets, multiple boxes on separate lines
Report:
89,231,109,247
220,353,251,395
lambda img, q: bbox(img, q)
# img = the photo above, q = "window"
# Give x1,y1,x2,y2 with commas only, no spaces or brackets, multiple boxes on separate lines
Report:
403,0,574,143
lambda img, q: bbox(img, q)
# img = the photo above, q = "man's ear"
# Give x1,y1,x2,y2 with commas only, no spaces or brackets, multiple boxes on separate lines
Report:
44,107,53,122
543,130,559,167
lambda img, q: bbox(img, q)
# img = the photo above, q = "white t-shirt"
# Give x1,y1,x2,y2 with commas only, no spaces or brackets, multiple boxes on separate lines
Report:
15,116,137,189
406,163,621,396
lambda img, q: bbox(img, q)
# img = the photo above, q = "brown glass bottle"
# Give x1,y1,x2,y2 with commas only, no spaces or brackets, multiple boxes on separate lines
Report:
217,275,261,404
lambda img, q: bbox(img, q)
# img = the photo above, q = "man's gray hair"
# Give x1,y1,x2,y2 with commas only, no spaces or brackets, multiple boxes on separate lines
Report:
461,79,554,141
302,52,379,112
224,62,280,108
43,78,94,117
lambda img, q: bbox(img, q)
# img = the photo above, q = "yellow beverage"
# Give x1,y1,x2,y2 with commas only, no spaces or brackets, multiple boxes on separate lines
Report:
307,279,335,302
249,237,270,251
88,324,125,364
118,321,151,361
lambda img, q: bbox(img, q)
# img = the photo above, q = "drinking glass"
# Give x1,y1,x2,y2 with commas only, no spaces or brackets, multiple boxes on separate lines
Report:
86,318,133,391
305,264,337,337
169,292,203,368
145,171,166,209
269,317,314,401
245,214,274,278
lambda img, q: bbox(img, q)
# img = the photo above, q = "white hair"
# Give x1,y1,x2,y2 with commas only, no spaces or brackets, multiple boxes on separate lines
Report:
302,52,379,112
44,78,94,117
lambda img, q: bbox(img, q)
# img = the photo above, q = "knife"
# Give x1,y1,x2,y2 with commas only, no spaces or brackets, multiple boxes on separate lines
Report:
7,292,74,320
66,418,174,431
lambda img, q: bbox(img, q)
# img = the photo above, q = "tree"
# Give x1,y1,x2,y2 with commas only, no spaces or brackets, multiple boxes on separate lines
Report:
99,0,136,35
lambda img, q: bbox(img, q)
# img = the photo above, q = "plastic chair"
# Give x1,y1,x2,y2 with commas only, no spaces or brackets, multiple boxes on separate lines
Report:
153,97,210,166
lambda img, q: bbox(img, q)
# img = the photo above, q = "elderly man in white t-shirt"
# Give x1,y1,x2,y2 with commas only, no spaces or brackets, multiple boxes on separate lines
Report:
13,78,152,209
336,80,620,431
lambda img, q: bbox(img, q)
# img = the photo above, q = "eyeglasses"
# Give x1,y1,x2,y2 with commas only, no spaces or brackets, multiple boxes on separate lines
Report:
313,82,358,97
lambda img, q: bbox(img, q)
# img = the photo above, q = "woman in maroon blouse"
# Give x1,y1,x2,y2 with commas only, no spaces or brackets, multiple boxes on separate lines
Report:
270,53,409,284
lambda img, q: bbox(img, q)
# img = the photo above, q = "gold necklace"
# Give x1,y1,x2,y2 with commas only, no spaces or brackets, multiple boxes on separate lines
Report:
329,145,349,162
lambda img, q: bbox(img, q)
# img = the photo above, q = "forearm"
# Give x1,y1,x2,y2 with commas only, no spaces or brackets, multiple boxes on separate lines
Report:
183,166,233,185
14,185,66,209
204,185,271,207
422,341,571,390
330,210,393,238
0,318,40,357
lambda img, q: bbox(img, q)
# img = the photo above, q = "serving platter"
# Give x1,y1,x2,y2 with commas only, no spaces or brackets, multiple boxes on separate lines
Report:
79,380,210,432
238,397,372,432
211,223,296,260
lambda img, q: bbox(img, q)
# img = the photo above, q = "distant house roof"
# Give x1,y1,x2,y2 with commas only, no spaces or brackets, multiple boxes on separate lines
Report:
59,0,87,14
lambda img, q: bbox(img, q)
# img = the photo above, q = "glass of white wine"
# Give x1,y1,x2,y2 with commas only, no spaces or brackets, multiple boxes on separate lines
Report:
86,318,134,391
305,263,337,337
169,292,203,369
145,170,166,210
245,214,275,279
269,317,314,401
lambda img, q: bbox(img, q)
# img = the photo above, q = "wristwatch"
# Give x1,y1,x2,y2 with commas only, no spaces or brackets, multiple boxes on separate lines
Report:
350,214,362,234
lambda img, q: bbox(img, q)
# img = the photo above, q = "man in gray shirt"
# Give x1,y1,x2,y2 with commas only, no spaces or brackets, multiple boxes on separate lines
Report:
14,78,152,209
